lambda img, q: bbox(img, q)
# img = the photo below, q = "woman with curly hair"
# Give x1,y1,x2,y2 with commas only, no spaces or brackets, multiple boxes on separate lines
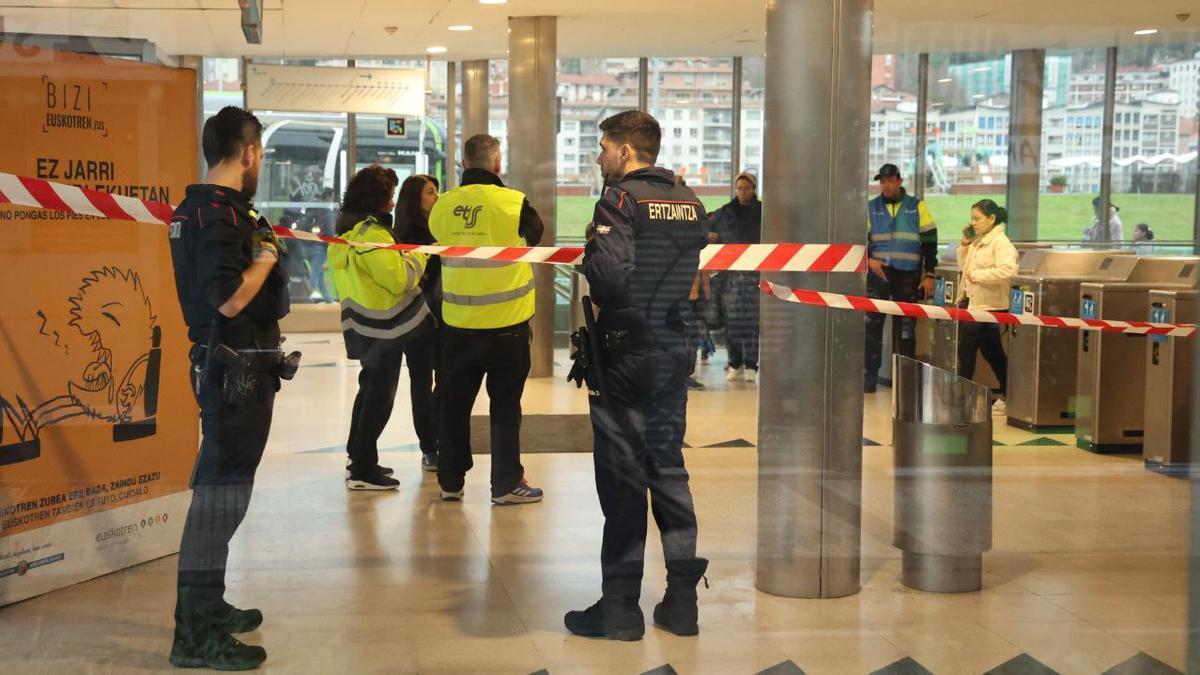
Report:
329,164,434,490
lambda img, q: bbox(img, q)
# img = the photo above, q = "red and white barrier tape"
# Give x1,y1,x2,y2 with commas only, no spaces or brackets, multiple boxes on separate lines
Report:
760,280,1197,337
0,172,867,273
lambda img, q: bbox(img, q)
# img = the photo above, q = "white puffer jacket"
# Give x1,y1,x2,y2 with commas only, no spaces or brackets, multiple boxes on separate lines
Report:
955,224,1019,311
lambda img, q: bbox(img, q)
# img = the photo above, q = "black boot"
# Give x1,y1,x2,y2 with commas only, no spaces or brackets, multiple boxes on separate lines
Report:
564,596,644,641
171,589,267,670
653,557,709,636
214,599,264,634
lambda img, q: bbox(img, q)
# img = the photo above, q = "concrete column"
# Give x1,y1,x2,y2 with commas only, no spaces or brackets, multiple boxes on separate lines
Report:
1005,49,1045,242
638,57,649,113
446,62,458,190
179,55,206,181
914,54,929,201
731,56,744,192
507,16,557,379
756,0,871,599
1098,47,1118,243
461,60,490,141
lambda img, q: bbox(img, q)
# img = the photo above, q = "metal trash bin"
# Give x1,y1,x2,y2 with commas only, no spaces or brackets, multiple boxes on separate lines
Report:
892,355,993,593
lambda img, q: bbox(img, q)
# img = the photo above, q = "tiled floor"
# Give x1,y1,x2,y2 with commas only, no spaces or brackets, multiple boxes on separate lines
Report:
0,333,1189,674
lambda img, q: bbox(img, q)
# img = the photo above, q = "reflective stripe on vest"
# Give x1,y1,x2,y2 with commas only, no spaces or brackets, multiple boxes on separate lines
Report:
868,194,923,272
429,183,535,329
339,294,430,341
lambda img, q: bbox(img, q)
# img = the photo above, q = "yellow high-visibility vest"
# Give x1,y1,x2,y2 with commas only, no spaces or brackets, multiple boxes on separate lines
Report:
429,183,535,329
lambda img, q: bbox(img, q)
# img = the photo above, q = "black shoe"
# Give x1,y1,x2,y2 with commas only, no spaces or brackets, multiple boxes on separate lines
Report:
686,377,705,390
864,378,877,394
564,597,644,641
653,558,709,637
214,600,263,634
421,453,438,473
344,463,394,478
169,629,266,670
346,470,400,491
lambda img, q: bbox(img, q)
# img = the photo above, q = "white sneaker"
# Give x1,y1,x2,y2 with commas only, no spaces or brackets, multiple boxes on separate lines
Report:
992,399,1007,417
726,367,743,382
744,368,758,383
440,488,464,501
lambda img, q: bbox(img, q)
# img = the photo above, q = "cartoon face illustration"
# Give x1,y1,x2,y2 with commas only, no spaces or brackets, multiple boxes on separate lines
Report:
66,268,157,423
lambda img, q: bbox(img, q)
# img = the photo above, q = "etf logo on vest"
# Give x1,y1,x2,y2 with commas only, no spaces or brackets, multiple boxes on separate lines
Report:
453,204,484,229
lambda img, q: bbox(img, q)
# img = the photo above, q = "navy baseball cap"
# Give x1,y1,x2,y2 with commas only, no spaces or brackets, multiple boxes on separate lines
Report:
874,163,902,181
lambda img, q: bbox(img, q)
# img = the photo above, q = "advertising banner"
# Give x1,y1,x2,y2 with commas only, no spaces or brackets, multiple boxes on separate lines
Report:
0,42,198,606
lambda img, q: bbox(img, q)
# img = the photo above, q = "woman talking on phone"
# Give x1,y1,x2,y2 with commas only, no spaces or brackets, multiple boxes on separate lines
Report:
954,198,1018,418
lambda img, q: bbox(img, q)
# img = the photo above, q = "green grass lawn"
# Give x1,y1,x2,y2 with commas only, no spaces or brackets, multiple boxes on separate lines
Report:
553,192,1194,244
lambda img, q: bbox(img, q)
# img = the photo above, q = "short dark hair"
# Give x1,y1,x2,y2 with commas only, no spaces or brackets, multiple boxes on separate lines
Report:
599,110,661,163
463,134,501,169
341,164,399,219
202,106,263,168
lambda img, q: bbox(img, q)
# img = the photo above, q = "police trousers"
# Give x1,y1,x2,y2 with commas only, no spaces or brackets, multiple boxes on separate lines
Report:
864,267,921,383
437,323,530,498
176,359,275,624
589,347,698,600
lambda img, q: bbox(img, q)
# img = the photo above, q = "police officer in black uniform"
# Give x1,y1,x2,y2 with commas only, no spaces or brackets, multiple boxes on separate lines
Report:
167,106,291,670
565,111,709,641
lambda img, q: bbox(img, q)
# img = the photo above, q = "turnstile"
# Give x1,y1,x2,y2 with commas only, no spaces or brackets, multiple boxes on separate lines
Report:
1006,252,1136,430
1075,257,1200,453
921,250,1041,391
1143,290,1197,474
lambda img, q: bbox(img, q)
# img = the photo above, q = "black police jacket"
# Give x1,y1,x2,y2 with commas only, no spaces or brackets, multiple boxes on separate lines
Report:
168,184,289,348
582,167,707,353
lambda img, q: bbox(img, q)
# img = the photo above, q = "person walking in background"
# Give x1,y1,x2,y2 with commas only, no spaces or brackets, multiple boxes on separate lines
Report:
305,187,336,302
1083,197,1124,242
955,199,1018,418
394,174,443,473
863,163,938,393
1133,222,1155,246
329,165,433,491
707,172,762,383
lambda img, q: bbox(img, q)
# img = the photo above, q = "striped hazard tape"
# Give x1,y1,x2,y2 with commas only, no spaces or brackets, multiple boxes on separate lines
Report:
760,280,1197,337
0,172,867,273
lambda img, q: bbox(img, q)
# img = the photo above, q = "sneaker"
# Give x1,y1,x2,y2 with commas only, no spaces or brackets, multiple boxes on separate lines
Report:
169,631,267,670
421,453,438,473
726,367,742,382
992,399,1007,417
686,377,705,390
346,470,399,491
440,488,464,501
492,479,544,506
344,463,393,479
744,368,758,384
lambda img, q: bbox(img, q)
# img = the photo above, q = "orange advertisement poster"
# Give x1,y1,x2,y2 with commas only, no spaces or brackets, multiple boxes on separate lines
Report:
0,42,199,605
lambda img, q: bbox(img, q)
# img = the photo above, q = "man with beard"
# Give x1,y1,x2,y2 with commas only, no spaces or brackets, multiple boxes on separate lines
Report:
565,111,708,641
166,106,289,670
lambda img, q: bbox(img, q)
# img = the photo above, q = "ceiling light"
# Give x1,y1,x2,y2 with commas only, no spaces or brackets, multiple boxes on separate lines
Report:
938,78,952,83
449,25,474,31
1134,28,1158,36
426,46,448,54
479,0,507,4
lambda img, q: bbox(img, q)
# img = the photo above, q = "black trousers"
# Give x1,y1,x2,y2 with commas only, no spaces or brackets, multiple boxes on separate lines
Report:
589,348,698,600
437,323,530,497
957,318,1008,396
176,361,275,628
721,272,760,370
403,327,440,458
346,340,405,473
864,267,921,383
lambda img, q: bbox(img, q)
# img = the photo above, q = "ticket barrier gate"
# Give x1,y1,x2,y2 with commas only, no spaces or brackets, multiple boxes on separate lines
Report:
1005,252,1136,431
1075,258,1200,453
1143,290,1196,474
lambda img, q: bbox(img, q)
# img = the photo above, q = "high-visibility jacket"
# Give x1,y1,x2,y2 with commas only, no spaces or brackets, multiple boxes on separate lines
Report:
429,184,535,329
328,214,430,358
867,192,934,272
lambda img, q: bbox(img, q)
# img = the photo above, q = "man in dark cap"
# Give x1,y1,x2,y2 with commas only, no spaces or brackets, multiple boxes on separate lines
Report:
864,163,938,393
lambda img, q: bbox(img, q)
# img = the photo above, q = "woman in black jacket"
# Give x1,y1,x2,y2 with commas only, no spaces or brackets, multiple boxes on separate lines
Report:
394,174,442,472
708,172,762,383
